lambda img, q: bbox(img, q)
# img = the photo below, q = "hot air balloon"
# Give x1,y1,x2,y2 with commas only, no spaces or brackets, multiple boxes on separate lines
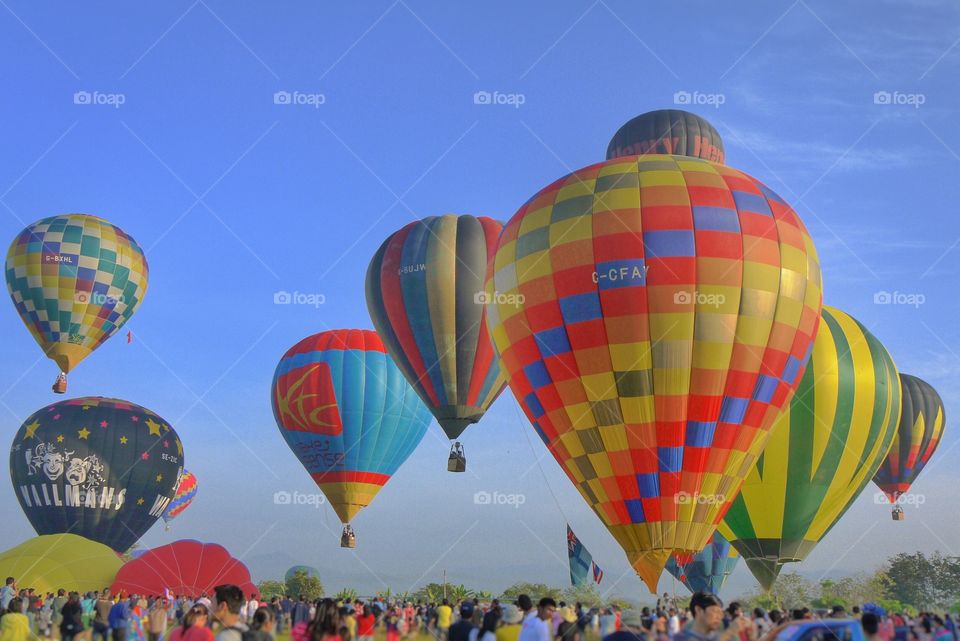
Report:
664,534,739,594
606,110,725,162
271,329,432,547
5,214,148,393
485,154,823,591
9,397,183,552
111,540,256,597
719,306,900,590
0,534,123,594
366,215,508,471
162,469,198,530
285,565,321,582
873,374,945,521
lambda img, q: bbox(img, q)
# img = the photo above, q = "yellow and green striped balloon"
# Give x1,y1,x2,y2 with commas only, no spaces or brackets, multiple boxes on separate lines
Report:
718,306,900,590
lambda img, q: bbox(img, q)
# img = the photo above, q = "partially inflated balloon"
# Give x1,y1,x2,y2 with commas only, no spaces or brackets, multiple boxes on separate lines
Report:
0,534,122,594
9,397,183,552
162,469,197,529
272,330,431,533
607,110,724,162
112,540,256,597
486,155,822,590
719,307,900,589
366,215,507,446
665,534,739,594
873,374,945,517
285,565,321,582
5,214,148,391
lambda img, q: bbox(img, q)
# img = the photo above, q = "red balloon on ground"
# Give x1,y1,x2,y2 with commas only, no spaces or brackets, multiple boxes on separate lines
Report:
111,540,256,597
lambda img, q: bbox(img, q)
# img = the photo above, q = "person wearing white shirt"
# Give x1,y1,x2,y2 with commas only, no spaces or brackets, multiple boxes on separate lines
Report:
518,599,556,641
669,609,681,639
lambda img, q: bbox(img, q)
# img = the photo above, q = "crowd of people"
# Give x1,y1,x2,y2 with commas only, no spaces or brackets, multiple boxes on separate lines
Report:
0,575,957,641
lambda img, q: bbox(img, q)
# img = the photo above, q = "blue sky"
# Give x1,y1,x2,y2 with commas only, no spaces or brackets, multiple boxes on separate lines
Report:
1,0,959,601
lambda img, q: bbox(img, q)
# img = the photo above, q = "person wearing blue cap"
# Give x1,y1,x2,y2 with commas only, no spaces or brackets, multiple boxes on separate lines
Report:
449,602,478,641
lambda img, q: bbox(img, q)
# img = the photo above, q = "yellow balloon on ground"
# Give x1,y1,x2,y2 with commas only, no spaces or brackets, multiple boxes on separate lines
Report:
719,306,901,589
0,534,122,593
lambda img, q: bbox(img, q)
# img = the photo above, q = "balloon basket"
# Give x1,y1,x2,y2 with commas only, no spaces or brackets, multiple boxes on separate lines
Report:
340,526,356,548
52,373,67,394
892,506,905,521
447,442,466,473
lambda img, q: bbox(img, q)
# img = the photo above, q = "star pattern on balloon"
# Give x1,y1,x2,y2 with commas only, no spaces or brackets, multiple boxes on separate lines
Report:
141,452,149,460
56,435,64,443
146,418,162,436
137,498,144,506
78,427,90,440
120,436,128,445
130,415,139,422
99,420,108,428
23,420,40,439
155,474,163,482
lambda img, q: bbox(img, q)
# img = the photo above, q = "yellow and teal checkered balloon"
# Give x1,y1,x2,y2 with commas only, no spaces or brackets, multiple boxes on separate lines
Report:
5,214,149,382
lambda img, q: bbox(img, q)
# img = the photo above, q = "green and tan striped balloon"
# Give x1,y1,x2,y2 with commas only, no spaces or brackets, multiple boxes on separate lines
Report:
718,306,901,590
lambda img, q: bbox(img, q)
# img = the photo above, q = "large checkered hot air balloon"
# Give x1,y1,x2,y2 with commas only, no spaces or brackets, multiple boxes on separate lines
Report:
485,154,822,591
5,214,148,394
873,374,945,521
366,215,508,471
719,306,901,589
271,329,432,547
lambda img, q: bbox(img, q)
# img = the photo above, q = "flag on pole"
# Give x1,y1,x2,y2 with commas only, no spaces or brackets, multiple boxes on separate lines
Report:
567,525,593,586
592,561,604,584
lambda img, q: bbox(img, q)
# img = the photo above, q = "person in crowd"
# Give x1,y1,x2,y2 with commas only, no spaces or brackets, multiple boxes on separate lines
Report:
0,598,32,641
108,592,131,641
600,610,654,641
480,601,501,641
448,602,476,641
599,609,617,639
340,605,356,641
280,597,293,634
51,591,68,640
557,606,580,641
169,604,214,641
146,599,168,641
59,593,84,641
246,596,260,626
519,598,556,641
384,607,402,641
497,606,524,641
81,594,95,630
671,593,751,641
247,606,277,641
0,581,16,612
435,600,453,641
293,598,312,629
305,599,342,641
212,585,247,641
355,602,375,641
863,613,884,641
93,590,113,641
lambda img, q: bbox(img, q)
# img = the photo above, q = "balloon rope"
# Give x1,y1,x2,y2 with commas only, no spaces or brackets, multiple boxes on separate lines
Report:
512,399,569,522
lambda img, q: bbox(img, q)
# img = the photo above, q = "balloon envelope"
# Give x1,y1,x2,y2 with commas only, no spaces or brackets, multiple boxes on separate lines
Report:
664,534,739,594
485,155,823,590
0,534,122,594
5,213,148,376
111,540,256,597
284,565,321,582
162,470,198,527
271,329,432,524
719,306,901,589
9,397,183,551
366,214,507,440
607,110,724,162
873,374,945,504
